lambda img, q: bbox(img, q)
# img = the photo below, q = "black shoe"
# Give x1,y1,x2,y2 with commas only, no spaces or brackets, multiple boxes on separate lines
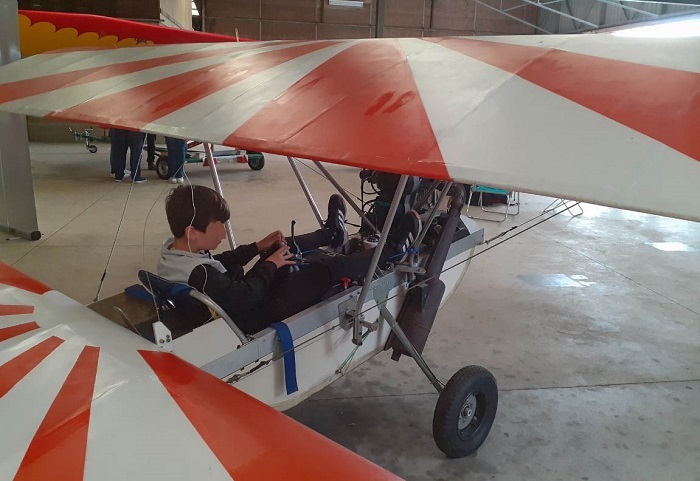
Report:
395,210,422,254
325,194,347,248
147,161,156,171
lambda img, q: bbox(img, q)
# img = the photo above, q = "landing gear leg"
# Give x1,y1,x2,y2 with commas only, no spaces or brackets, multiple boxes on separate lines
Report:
381,305,498,457
378,184,497,457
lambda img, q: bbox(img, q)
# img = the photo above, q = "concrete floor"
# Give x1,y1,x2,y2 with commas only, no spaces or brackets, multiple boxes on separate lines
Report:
3,143,700,480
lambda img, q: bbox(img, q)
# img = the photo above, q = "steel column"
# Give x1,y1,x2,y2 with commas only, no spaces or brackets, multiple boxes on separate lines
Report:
0,0,40,241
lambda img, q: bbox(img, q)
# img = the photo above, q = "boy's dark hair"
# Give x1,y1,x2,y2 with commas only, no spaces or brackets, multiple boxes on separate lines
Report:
165,185,230,238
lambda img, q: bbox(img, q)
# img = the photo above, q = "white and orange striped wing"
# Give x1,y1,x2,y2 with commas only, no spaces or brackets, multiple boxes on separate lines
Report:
0,263,402,481
0,35,699,221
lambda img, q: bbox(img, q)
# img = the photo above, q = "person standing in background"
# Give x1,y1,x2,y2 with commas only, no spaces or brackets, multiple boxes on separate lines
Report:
165,136,187,184
145,133,157,171
110,128,147,183
125,129,147,183
109,128,126,180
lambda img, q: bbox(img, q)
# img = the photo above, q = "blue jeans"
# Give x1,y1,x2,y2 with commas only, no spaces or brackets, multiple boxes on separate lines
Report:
110,129,145,178
165,137,187,179
126,131,146,178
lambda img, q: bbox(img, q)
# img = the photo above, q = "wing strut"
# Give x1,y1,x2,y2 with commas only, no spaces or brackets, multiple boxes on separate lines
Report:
379,305,443,393
400,181,453,264
287,157,324,227
313,161,380,235
204,143,236,250
350,174,409,345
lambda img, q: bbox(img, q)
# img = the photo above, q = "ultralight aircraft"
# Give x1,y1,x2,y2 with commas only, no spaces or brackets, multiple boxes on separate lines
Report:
0,8,699,481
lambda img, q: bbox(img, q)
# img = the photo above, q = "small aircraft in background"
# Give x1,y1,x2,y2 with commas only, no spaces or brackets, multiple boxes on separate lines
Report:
0,9,698,480
68,126,110,153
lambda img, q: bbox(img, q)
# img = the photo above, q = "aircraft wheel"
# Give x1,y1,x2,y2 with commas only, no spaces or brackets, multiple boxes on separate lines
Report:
433,365,497,458
247,152,265,170
88,145,98,153
156,158,170,179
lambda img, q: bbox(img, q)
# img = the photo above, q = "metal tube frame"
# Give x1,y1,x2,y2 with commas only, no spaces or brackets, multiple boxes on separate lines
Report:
521,0,599,28
204,143,236,250
412,179,442,213
380,305,442,393
471,0,554,34
287,157,324,227
400,181,453,264
312,161,380,235
189,290,249,343
594,0,658,18
351,175,409,345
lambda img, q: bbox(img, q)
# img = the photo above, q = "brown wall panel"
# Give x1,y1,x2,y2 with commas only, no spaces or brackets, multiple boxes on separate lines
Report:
431,0,474,31
19,0,159,19
382,26,423,38
261,20,317,40
322,1,374,25
423,28,472,37
206,17,261,39
206,0,260,19
513,4,538,26
474,3,535,34
116,0,159,19
262,0,321,22
384,0,430,28
473,1,536,34
80,0,110,15
317,23,371,39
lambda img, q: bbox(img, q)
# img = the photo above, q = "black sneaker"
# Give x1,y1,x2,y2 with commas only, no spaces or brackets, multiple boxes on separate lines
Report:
325,194,347,248
396,210,422,253
147,161,156,171
131,176,147,184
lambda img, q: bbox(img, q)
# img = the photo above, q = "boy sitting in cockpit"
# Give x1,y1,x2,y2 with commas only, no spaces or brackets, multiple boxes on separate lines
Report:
157,185,415,334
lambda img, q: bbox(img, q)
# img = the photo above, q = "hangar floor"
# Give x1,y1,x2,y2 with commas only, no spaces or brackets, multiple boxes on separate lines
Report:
3,143,699,480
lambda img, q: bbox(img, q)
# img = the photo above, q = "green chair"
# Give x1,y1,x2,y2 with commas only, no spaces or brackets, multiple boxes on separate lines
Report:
466,185,520,222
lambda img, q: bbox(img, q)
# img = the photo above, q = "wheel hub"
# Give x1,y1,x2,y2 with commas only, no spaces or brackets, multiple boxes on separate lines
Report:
457,393,477,430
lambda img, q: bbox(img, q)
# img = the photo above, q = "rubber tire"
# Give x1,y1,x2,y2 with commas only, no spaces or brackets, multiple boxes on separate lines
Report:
433,365,498,458
247,152,265,170
156,158,170,180
88,145,98,153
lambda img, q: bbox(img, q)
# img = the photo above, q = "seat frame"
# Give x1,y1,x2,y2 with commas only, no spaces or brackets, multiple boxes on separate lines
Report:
138,270,249,344
466,185,520,222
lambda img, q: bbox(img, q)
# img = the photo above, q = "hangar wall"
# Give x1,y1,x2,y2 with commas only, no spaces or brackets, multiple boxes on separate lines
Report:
203,0,538,40
17,0,191,28
17,0,161,22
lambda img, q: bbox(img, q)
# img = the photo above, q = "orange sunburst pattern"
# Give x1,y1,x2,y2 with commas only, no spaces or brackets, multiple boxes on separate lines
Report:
0,336,64,398
0,322,40,343
19,14,151,57
13,346,100,481
0,305,34,316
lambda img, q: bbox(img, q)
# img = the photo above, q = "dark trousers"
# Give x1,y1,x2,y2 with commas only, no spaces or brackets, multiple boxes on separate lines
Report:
145,134,156,163
126,131,146,178
234,230,378,334
110,129,145,179
165,136,186,179
109,128,126,175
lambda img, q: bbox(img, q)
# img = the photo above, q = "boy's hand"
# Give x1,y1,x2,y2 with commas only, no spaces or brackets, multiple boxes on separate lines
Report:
266,245,297,269
256,231,285,253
